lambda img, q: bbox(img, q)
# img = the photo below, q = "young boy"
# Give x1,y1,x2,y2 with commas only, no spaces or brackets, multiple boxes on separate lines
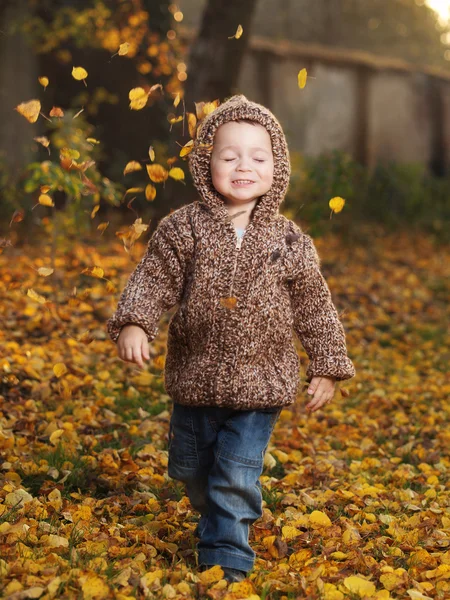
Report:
107,94,356,583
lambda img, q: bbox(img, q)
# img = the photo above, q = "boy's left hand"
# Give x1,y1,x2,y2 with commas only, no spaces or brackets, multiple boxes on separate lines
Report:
305,376,336,412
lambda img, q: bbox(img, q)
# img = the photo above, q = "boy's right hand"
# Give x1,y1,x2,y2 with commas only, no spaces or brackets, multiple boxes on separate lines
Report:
117,324,150,369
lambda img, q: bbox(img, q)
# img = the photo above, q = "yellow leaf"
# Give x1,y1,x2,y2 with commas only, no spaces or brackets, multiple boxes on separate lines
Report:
330,551,348,560
173,93,181,107
298,68,308,89
149,145,155,161
38,76,49,89
53,363,67,378
344,575,376,597
124,187,144,196
198,565,224,584
146,164,168,183
27,288,47,304
323,583,345,600
38,194,54,207
123,161,142,175
15,99,41,123
406,590,434,600
342,526,361,544
228,581,254,595
129,87,149,110
168,114,183,125
47,534,69,548
229,24,243,39
49,429,64,445
81,266,104,278
80,574,110,600
86,137,100,145
118,42,130,56
34,136,50,148
180,139,194,157
5,489,33,506
329,196,346,213
40,185,51,193
73,505,92,521
309,510,332,528
60,147,80,160
168,167,185,181
72,66,88,81
281,525,302,540
187,112,197,138
145,184,156,201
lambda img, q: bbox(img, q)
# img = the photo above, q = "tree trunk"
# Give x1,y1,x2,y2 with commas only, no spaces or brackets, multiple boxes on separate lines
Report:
184,0,259,110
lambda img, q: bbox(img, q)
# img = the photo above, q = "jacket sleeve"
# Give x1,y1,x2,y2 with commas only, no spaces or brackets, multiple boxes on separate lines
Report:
106,216,188,344
288,233,356,382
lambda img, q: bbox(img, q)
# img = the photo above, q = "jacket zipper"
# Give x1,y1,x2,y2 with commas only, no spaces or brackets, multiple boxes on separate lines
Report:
229,227,244,297
215,223,249,402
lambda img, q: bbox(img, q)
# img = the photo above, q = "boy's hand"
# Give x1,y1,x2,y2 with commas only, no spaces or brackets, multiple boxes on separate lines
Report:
305,376,336,412
117,324,150,369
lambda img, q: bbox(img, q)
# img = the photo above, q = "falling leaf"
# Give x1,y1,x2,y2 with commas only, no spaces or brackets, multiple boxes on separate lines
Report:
329,196,346,213
72,66,88,86
60,147,80,160
33,136,50,154
146,164,168,183
298,68,308,89
187,113,197,138
145,184,156,201
148,146,155,162
118,42,130,56
81,266,104,279
173,93,181,107
129,87,149,110
37,267,53,277
168,167,185,181
123,161,142,175
40,185,51,194
228,24,243,39
38,76,49,90
86,137,100,145
15,100,41,123
49,106,64,118
123,187,144,197
180,139,194,157
167,114,183,125
38,194,54,207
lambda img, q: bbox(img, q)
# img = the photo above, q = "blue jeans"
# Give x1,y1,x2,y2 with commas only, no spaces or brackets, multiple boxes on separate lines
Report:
167,402,281,573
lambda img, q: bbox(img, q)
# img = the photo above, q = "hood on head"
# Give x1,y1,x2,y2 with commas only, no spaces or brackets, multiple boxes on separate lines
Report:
188,94,291,225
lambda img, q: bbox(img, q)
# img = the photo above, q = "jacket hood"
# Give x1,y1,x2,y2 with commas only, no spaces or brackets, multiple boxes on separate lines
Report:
188,94,291,225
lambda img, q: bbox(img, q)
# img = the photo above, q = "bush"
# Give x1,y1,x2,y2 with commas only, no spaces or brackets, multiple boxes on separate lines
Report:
284,149,450,241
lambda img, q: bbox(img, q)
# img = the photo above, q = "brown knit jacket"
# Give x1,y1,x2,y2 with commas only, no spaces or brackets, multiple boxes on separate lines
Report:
107,94,356,411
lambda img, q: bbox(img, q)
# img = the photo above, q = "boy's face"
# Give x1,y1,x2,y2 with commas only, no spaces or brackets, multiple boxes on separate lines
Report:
210,121,274,206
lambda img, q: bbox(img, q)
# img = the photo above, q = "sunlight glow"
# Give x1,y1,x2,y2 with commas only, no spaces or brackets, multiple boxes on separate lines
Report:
426,0,450,22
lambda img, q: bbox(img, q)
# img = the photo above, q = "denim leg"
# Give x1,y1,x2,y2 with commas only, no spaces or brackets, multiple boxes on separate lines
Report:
197,408,281,573
167,403,218,515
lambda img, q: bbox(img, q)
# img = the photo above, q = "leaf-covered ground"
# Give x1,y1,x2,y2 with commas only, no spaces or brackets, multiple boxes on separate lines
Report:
1,230,449,600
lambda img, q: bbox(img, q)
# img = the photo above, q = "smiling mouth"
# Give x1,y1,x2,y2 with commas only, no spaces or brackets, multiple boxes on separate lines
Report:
232,180,255,184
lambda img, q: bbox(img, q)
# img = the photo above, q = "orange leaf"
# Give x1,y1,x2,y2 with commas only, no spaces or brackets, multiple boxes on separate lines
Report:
145,184,157,201
146,164,168,183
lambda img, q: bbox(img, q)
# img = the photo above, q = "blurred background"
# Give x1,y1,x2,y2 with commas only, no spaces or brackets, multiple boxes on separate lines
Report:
1,0,450,242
